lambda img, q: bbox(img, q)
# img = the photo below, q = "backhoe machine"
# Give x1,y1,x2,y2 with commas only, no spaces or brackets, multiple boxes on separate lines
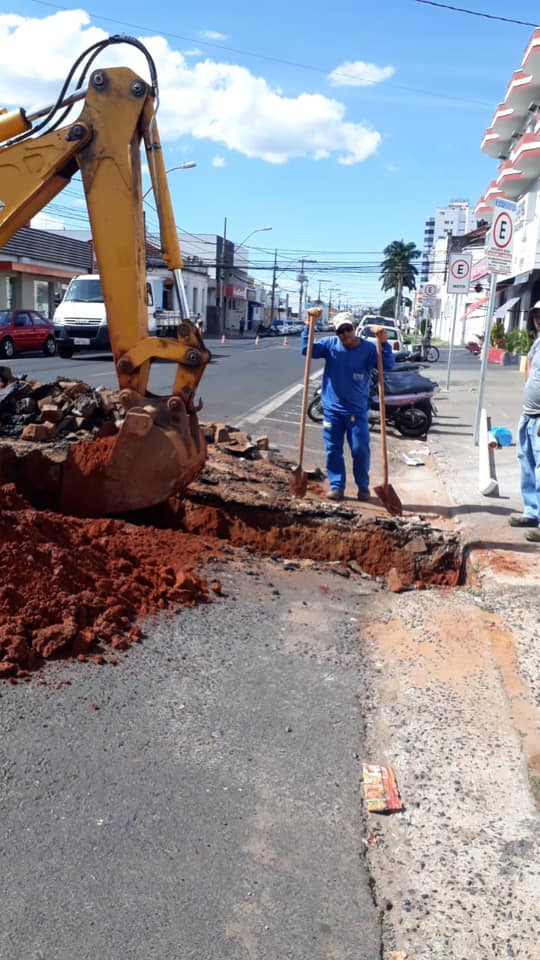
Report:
0,36,210,515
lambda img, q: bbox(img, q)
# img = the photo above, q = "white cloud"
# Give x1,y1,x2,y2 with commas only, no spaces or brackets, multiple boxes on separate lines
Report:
198,29,229,41
212,156,226,167
328,60,395,88
0,10,381,166
184,48,202,58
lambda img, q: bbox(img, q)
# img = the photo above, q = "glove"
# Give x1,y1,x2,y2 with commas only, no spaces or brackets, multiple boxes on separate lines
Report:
369,324,388,343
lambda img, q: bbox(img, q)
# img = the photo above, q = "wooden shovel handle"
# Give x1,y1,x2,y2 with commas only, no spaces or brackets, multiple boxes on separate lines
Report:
375,332,389,487
297,316,317,467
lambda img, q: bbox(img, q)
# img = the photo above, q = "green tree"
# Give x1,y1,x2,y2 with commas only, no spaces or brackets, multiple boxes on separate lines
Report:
380,240,421,322
379,296,395,318
380,295,411,318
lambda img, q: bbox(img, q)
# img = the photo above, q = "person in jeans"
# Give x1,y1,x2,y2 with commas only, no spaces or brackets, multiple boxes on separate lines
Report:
302,309,394,501
508,305,540,541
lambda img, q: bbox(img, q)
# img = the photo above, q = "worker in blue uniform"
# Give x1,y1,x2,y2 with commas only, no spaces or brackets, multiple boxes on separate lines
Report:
302,310,395,501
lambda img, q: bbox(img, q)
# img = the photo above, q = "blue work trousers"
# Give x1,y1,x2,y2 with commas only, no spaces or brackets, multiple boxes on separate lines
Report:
322,410,370,492
517,413,540,525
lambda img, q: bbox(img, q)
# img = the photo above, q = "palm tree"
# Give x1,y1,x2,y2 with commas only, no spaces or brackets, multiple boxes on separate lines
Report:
379,240,421,323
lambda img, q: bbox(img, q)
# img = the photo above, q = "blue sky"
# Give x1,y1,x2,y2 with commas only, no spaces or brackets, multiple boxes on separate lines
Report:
1,0,539,306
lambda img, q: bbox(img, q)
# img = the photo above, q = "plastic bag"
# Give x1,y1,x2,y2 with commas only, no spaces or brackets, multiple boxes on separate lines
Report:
489,426,513,447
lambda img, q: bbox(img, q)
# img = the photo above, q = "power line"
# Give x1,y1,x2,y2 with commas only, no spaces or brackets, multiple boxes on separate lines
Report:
27,0,492,107
414,1,537,28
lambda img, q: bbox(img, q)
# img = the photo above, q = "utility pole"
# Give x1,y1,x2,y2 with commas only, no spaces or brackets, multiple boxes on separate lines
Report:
270,248,278,325
297,257,316,324
219,216,227,336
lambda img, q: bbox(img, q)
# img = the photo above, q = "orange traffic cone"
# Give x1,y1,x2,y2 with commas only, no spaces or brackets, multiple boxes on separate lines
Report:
255,335,260,346
283,335,289,347
221,333,226,344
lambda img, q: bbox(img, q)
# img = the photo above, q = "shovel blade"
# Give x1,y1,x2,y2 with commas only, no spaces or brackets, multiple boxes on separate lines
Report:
374,482,403,517
290,464,308,498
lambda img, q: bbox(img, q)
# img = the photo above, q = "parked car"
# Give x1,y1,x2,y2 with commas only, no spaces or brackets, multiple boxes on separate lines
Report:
258,322,283,337
315,320,334,332
0,309,57,358
356,314,397,334
360,324,405,354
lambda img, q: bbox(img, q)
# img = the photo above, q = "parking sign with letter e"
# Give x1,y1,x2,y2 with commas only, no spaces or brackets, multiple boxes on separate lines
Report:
447,253,472,293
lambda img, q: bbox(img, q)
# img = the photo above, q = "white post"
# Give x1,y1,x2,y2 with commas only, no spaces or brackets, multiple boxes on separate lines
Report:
473,273,497,445
445,293,460,391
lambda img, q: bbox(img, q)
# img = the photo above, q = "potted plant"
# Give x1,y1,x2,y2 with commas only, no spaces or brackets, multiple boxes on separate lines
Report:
488,326,532,367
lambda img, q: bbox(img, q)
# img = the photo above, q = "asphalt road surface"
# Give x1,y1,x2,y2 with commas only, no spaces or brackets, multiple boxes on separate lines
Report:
0,561,383,960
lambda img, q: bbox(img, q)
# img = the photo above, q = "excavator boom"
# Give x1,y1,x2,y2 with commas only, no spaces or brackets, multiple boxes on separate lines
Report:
0,41,210,514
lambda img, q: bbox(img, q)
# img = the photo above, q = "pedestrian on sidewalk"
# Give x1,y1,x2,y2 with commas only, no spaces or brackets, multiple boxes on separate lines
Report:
301,310,395,501
508,303,540,541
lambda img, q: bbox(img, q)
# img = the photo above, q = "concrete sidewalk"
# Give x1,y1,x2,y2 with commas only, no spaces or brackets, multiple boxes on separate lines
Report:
360,354,540,960
419,357,540,584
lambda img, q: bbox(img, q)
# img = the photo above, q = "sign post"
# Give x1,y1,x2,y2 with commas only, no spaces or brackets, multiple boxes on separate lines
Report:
445,253,472,390
473,198,516,445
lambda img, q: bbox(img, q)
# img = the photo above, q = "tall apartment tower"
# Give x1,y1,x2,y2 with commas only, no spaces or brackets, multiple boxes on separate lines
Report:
420,201,474,283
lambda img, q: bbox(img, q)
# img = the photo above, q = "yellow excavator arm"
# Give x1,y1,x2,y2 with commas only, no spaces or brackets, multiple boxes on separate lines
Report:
0,39,211,515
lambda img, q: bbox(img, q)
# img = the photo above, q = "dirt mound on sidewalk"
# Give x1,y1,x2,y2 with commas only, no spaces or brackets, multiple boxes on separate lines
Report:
0,484,220,681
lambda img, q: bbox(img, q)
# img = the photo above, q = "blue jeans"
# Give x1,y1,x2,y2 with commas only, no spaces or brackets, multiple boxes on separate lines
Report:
322,410,370,491
517,414,540,525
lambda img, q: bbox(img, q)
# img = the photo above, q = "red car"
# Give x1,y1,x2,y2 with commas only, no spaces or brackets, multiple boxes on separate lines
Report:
0,309,57,358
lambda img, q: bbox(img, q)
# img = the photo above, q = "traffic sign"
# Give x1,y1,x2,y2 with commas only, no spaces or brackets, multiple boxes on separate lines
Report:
422,282,438,307
447,253,472,294
486,198,516,276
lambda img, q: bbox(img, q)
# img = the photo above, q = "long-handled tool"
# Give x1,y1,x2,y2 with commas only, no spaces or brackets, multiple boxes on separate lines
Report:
373,331,403,517
290,311,318,497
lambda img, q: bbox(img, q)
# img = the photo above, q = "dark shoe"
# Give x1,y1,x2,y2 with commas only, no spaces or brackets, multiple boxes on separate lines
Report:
508,515,538,527
357,489,370,501
327,488,344,502
525,528,540,542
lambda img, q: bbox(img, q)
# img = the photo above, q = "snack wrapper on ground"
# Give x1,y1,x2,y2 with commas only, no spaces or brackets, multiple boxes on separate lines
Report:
362,763,403,812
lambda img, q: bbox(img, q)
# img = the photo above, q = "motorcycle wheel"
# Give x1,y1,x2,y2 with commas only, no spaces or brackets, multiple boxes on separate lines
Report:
425,345,440,362
394,401,432,438
307,396,324,424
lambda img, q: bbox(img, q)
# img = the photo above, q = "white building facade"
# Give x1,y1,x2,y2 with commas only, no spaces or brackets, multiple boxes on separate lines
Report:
475,26,540,340
421,201,474,284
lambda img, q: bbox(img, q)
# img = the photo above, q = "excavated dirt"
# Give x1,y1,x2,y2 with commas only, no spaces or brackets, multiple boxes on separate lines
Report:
0,372,464,680
0,483,221,681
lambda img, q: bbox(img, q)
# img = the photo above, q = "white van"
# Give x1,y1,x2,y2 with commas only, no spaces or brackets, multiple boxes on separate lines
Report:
53,273,182,358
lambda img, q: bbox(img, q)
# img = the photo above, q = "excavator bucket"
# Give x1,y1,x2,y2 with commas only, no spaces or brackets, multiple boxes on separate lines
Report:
59,395,206,517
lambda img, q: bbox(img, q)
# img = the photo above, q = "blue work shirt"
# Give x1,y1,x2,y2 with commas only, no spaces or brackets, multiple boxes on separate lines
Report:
301,328,395,416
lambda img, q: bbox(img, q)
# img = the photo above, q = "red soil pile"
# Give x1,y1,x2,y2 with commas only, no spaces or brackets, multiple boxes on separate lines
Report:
0,484,221,681
65,434,116,475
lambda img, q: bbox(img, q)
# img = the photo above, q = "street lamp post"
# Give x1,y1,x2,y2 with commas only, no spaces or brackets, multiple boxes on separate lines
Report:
219,225,272,336
141,161,197,319
142,161,197,201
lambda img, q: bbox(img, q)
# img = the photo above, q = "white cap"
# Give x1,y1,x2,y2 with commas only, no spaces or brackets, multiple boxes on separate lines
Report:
531,301,540,311
332,311,355,331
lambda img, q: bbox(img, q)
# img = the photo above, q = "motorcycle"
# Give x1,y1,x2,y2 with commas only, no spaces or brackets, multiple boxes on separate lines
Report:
465,333,484,356
307,369,439,438
397,340,440,363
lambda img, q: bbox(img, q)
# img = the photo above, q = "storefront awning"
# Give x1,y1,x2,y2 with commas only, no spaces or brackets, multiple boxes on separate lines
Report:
494,296,520,319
